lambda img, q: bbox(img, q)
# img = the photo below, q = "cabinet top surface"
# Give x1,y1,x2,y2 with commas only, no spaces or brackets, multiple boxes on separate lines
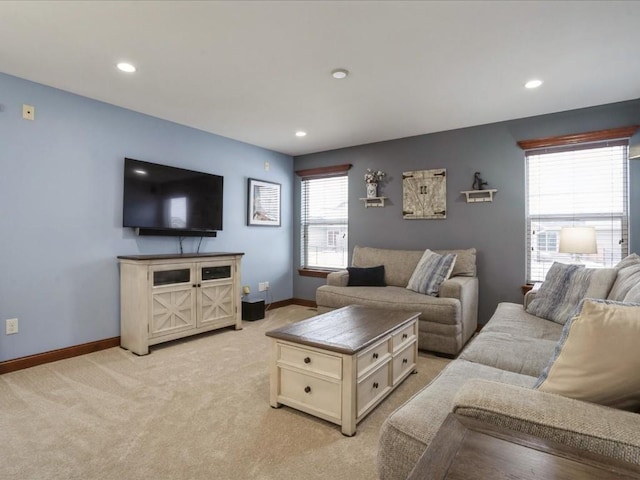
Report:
118,252,244,261
266,305,419,354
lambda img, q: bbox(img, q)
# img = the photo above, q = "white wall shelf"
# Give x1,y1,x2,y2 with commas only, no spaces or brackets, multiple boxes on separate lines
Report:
360,197,387,208
460,189,497,203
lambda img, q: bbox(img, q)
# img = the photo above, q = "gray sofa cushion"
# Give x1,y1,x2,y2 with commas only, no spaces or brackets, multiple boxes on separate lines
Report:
459,331,558,377
480,302,564,340
609,254,640,301
316,285,461,325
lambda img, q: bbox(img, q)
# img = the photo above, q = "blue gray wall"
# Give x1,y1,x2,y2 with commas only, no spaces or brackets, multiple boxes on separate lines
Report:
0,73,294,362
293,99,640,325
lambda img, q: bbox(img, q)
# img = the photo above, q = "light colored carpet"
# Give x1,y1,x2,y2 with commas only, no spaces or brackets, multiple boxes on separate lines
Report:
0,305,449,480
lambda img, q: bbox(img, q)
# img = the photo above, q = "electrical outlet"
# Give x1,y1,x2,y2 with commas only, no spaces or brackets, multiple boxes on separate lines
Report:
258,282,266,292
6,318,18,335
264,161,270,171
22,104,35,121
264,281,269,290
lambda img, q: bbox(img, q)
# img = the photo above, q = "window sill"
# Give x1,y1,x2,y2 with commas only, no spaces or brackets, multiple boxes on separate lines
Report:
298,268,341,278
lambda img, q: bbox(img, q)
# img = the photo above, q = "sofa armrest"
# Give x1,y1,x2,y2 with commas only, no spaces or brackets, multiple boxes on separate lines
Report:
523,282,542,309
326,270,349,287
452,379,640,464
439,276,478,341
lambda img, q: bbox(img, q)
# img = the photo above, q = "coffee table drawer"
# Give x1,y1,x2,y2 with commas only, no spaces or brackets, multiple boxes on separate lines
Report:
392,321,416,352
357,338,390,378
278,344,342,379
357,361,391,418
280,368,341,419
392,341,416,385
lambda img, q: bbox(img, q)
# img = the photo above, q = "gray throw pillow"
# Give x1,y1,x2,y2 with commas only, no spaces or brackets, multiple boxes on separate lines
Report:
526,262,617,324
406,249,456,296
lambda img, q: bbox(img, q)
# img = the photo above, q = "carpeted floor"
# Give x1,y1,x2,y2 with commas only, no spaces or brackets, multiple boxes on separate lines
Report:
0,305,449,480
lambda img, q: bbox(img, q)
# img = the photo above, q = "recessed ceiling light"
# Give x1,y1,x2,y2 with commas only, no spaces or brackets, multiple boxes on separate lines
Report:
525,79,543,89
331,69,349,79
295,131,307,137
117,62,136,73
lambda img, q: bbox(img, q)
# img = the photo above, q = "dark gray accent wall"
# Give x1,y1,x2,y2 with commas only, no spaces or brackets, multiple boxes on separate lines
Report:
293,99,640,325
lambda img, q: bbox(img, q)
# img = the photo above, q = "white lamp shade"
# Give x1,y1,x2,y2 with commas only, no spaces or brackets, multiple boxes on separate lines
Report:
559,227,597,254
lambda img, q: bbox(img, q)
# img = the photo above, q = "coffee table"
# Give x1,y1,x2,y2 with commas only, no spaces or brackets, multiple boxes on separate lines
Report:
266,305,420,436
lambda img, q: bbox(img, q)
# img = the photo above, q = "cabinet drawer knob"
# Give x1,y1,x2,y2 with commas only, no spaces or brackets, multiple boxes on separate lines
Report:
373,382,379,389
402,358,408,364
304,386,311,394
402,333,408,339
304,357,311,364
373,352,379,359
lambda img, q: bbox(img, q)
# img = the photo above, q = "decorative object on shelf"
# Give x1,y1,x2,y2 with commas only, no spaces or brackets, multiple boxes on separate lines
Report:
247,178,281,227
402,168,447,219
472,171,488,190
365,168,385,198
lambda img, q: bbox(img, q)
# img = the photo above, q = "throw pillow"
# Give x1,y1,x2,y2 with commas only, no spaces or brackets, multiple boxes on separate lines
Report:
608,254,640,301
525,262,617,324
614,253,640,270
347,265,386,287
406,249,456,296
535,299,640,411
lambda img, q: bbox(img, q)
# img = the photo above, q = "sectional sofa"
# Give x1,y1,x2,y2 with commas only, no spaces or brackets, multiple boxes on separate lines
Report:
316,246,478,355
377,256,640,479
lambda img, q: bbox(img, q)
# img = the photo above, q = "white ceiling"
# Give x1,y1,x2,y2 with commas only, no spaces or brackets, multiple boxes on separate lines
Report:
1,1,640,157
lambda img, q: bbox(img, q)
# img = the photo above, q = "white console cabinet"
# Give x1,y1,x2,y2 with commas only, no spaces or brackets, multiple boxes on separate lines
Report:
118,253,243,355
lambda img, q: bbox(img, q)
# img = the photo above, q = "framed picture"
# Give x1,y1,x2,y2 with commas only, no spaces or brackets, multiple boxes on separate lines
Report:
247,178,281,226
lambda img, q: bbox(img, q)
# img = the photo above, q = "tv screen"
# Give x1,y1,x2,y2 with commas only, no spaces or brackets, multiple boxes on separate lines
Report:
123,158,223,236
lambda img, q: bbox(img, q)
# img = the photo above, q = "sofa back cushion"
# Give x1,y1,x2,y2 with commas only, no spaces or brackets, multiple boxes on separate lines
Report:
351,246,476,287
608,253,640,301
435,248,477,277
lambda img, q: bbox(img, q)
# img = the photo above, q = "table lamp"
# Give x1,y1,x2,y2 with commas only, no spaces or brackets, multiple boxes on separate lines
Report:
559,227,597,263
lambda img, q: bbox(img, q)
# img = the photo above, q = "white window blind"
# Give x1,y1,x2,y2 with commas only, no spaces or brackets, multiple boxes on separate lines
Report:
526,141,629,282
301,175,349,269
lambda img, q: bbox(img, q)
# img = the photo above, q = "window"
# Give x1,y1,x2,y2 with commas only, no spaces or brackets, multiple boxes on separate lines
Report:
522,128,635,282
327,230,340,247
536,230,558,253
297,164,351,271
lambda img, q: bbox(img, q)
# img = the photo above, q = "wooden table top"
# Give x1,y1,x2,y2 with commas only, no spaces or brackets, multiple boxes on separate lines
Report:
265,305,420,355
407,413,640,480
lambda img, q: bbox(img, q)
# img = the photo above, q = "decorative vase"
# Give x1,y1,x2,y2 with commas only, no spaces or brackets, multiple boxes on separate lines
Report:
366,183,378,198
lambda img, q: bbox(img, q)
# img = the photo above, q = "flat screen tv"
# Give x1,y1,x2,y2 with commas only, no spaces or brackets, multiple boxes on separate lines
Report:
123,158,223,237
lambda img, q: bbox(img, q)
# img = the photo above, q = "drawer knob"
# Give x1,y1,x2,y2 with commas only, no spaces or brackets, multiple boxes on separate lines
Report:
402,333,408,339
373,352,379,359
304,357,311,364
402,358,408,364
304,386,311,394
373,382,379,389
